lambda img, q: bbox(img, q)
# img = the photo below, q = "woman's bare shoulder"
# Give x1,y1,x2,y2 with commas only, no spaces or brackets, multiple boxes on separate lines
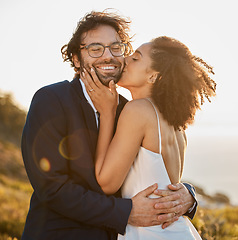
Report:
118,98,153,127
122,98,153,114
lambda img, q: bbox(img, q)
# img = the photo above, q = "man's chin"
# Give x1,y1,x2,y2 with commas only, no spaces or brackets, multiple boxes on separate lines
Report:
102,78,120,87
96,72,121,87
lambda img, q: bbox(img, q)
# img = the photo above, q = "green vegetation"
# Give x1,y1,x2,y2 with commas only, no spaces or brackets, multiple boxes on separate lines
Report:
192,207,238,240
0,90,31,240
0,89,238,239
0,91,26,147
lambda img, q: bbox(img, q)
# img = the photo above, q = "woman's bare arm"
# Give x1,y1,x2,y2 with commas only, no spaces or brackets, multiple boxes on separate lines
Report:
96,100,146,194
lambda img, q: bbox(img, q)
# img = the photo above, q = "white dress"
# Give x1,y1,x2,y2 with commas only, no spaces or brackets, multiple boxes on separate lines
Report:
118,99,202,240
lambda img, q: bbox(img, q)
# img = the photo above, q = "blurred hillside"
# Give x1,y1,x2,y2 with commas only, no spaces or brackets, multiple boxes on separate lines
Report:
0,90,28,181
0,140,32,240
0,91,26,147
0,90,237,239
0,90,32,239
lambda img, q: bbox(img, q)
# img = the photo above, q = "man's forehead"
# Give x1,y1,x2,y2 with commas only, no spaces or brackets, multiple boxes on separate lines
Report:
81,25,121,44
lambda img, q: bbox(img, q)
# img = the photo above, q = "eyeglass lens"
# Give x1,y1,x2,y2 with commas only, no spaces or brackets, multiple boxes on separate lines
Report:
87,43,125,57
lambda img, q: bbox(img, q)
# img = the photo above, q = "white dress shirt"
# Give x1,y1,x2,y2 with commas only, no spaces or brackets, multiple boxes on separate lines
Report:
79,78,99,127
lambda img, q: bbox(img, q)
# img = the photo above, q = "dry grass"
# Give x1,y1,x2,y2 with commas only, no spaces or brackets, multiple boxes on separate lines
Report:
192,207,238,240
0,141,32,240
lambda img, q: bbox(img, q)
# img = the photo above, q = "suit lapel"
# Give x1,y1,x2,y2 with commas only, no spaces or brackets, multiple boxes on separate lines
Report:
114,95,128,133
70,78,98,154
70,78,128,153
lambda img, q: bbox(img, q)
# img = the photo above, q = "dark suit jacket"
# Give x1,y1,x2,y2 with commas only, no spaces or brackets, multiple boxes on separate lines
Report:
21,78,132,240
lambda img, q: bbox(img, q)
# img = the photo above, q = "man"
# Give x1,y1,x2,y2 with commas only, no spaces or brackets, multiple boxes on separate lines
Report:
21,10,197,240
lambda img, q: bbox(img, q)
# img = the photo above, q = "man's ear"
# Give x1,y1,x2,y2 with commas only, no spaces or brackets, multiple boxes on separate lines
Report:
148,72,159,84
72,55,80,68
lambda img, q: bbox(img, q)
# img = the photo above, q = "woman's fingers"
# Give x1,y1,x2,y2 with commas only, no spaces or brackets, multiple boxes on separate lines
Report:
90,68,103,89
80,68,118,116
81,71,94,92
109,80,117,97
82,67,101,91
82,67,115,94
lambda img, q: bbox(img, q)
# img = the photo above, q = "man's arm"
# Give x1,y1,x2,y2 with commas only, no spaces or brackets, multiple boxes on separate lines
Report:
22,86,131,234
182,182,197,218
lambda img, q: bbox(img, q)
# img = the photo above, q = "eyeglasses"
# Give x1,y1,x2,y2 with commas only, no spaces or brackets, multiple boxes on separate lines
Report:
80,42,127,58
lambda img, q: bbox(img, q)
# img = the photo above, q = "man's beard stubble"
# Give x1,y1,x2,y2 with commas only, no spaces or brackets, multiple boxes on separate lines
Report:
80,59,123,87
94,67,122,87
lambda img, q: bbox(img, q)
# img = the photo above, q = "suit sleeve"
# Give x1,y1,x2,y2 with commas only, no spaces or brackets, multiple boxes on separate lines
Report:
182,183,198,219
21,86,132,234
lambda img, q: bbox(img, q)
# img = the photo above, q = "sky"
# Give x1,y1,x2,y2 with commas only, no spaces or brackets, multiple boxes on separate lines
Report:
0,0,238,204
1,0,238,137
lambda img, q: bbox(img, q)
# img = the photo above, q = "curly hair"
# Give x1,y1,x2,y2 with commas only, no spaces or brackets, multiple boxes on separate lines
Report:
61,10,133,71
150,36,216,130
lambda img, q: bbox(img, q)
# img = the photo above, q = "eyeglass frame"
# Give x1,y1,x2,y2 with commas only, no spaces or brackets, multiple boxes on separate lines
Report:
79,42,127,58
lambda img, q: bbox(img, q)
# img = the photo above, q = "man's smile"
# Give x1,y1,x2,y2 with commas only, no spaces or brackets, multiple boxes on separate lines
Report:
97,65,116,70
95,63,120,75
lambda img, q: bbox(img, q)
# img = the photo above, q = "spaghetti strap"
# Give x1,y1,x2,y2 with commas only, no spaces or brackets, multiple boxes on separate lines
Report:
145,98,162,154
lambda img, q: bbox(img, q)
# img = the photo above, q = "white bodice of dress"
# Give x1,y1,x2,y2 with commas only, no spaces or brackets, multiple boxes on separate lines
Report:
118,99,201,240
121,146,170,199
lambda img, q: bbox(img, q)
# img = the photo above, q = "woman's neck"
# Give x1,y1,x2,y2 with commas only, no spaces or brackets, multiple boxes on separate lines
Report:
129,86,152,100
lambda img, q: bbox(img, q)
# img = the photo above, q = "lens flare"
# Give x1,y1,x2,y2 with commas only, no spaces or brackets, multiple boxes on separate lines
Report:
39,158,51,172
58,132,84,160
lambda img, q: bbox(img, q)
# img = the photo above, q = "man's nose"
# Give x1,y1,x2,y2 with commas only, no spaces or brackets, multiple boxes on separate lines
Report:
101,47,114,60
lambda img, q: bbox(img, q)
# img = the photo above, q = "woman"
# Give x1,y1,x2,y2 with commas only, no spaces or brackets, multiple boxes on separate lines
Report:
82,36,216,239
